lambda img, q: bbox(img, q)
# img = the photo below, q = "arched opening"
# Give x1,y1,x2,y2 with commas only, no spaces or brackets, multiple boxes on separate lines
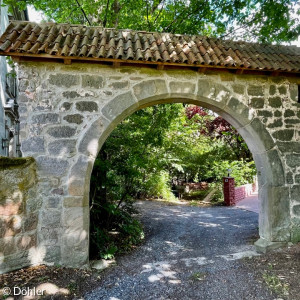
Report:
88,101,259,260
65,79,288,267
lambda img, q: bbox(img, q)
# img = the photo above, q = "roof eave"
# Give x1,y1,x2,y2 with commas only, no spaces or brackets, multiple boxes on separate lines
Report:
1,51,300,78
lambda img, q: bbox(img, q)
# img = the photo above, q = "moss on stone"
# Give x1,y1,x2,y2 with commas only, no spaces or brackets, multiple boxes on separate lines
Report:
0,156,35,170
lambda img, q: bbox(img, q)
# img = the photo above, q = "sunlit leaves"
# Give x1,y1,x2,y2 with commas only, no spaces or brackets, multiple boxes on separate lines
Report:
5,0,300,43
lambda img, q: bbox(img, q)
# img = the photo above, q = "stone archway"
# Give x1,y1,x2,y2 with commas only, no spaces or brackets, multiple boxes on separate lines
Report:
15,63,298,268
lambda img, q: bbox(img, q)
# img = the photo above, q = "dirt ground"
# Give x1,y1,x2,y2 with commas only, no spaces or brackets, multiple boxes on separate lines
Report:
242,243,300,300
2,244,299,299
1,199,300,299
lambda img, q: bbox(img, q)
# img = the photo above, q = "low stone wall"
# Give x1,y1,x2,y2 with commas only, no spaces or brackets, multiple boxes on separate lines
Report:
0,157,38,274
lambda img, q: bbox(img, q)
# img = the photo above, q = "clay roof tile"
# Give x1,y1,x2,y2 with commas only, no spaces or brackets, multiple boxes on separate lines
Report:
0,21,299,74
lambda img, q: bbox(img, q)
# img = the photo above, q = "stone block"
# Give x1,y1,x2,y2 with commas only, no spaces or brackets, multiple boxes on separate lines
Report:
40,210,61,227
21,137,45,153
62,91,80,99
64,196,89,207
133,79,168,101
45,197,62,209
286,154,300,168
43,245,61,263
47,126,76,138
293,205,300,215
232,84,245,95
70,155,92,180
274,110,282,117
102,91,138,121
51,188,64,195
268,96,282,108
31,113,59,124
266,150,285,186
250,97,264,108
169,81,196,94
246,118,275,152
68,179,85,196
60,102,72,111
49,74,79,88
284,109,295,117
289,84,298,102
286,172,294,184
285,119,300,124
109,81,129,89
269,85,276,95
17,234,37,251
23,213,38,232
0,250,30,274
278,85,287,95
277,142,300,153
78,117,108,157
226,97,251,122
63,114,84,124
40,227,60,241
26,195,42,214
0,237,16,255
259,185,290,241
36,156,69,176
61,248,88,268
272,129,294,141
291,185,300,201
48,139,77,157
255,238,287,253
76,101,98,112
198,81,230,106
254,150,284,187
267,119,283,128
81,75,103,88
63,207,89,230
257,110,272,117
247,85,264,96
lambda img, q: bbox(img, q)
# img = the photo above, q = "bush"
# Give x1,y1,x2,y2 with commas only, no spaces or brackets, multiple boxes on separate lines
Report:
144,170,175,200
90,201,144,260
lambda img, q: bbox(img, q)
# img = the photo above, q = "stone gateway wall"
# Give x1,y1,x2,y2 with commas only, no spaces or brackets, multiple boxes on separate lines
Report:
9,61,300,272
0,157,38,274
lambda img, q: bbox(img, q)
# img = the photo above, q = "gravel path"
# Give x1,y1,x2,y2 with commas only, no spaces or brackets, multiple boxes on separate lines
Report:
86,201,275,300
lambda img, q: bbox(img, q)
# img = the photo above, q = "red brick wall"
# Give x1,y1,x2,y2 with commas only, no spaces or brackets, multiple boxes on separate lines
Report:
234,183,256,203
224,177,257,206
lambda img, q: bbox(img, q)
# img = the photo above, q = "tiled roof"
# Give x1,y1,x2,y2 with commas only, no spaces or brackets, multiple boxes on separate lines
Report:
1,21,300,74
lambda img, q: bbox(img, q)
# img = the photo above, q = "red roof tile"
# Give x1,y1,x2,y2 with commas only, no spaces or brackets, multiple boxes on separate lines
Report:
0,21,300,74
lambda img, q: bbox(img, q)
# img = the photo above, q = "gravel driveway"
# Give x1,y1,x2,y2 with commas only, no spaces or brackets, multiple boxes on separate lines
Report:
86,200,275,300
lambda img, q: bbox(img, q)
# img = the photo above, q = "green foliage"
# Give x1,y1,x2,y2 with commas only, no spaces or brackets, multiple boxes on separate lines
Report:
4,0,299,43
90,201,144,259
144,170,176,201
207,160,256,186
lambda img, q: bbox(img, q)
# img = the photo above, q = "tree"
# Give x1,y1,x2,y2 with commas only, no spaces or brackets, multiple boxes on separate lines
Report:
4,0,300,43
